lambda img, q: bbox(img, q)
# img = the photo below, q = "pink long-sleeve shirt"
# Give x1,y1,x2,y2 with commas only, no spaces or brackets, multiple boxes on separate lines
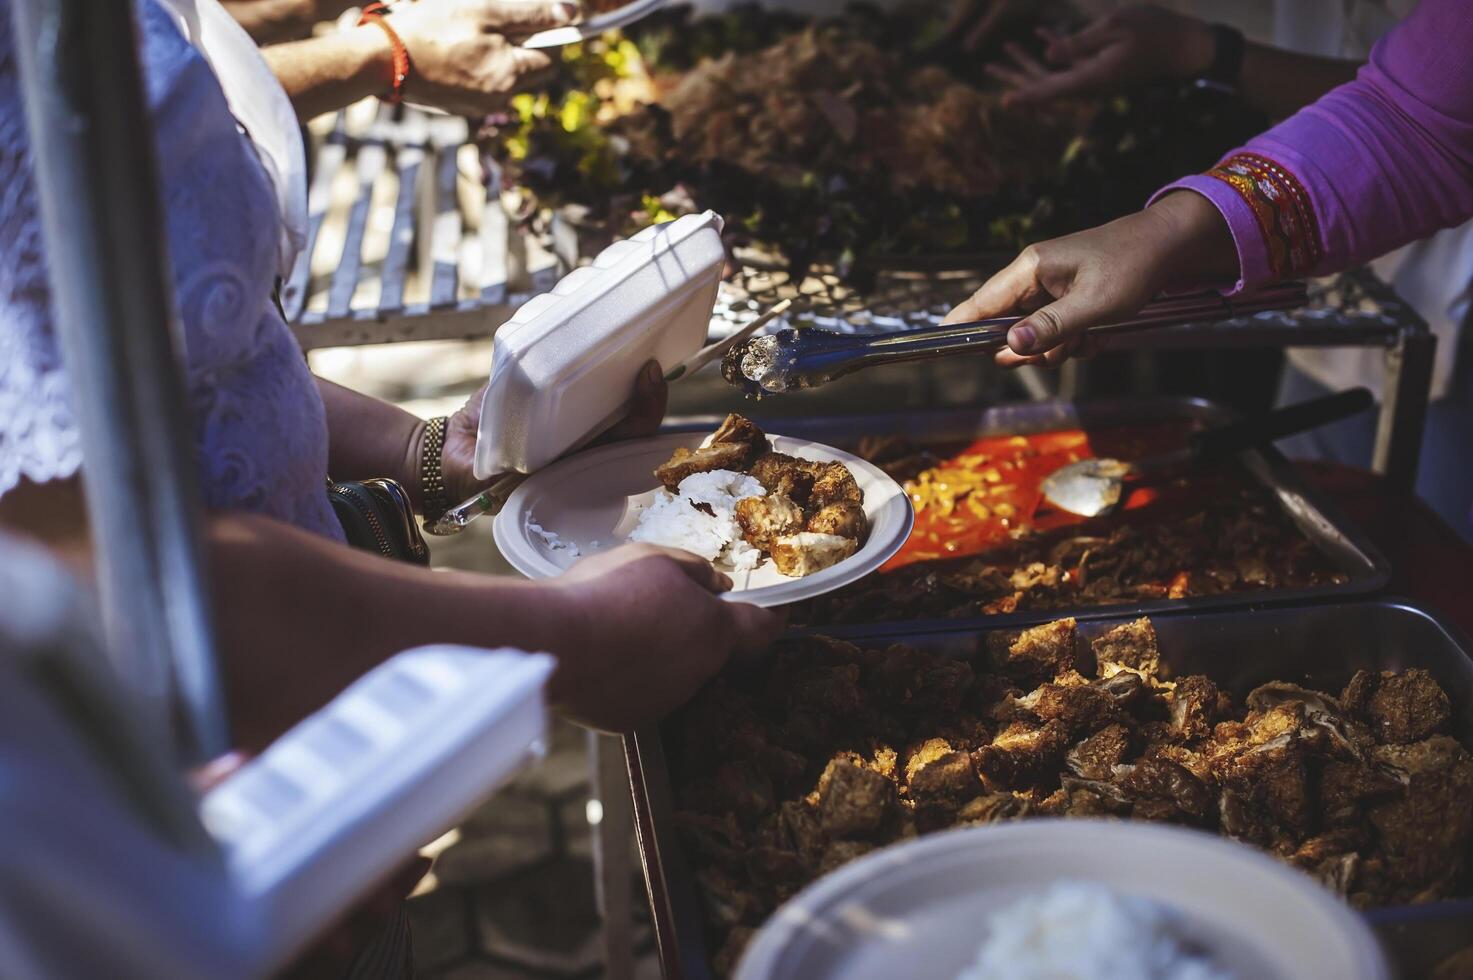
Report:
1154,0,1473,293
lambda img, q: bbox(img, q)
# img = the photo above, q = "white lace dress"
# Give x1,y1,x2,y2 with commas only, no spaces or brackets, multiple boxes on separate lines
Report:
0,0,342,539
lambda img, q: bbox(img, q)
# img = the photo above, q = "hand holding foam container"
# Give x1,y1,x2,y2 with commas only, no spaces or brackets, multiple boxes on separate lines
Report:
473,211,725,479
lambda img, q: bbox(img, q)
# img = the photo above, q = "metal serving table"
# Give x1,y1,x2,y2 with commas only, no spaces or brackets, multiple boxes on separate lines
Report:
625,599,1473,980
290,100,1435,980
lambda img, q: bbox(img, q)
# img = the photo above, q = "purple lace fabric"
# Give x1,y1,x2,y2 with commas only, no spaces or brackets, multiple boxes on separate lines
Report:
0,0,341,540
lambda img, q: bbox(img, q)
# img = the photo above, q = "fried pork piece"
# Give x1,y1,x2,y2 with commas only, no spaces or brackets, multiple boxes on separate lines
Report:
749,453,817,502
816,756,895,838
1016,682,1125,737
1213,733,1315,837
1364,736,1473,901
1287,827,1369,896
1320,759,1404,825
1116,758,1213,823
1246,681,1372,759
807,501,868,541
1168,676,1233,742
1352,668,1453,745
1090,618,1161,677
956,792,1031,825
972,719,1070,789
1066,723,1133,781
990,618,1077,684
810,462,862,509
770,532,858,577
653,413,769,489
654,442,756,490
903,738,980,803
734,493,805,551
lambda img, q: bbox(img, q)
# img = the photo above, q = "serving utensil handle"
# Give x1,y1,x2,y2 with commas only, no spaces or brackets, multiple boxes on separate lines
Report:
1190,387,1374,462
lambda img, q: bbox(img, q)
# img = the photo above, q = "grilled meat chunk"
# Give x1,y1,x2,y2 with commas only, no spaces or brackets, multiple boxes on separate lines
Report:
653,413,768,489
734,493,805,551
654,442,757,490
770,532,857,577
1364,736,1473,902
749,452,818,502
1361,669,1452,745
990,618,1077,684
1090,617,1161,677
1066,723,1133,781
806,501,868,541
810,462,863,508
815,757,895,838
1169,676,1233,742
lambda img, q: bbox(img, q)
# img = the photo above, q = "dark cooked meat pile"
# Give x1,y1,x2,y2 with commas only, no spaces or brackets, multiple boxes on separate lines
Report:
798,483,1347,625
669,617,1473,974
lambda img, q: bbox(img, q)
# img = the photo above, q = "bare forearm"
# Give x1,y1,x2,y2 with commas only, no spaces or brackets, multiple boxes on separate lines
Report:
317,378,428,508
208,512,577,750
261,27,392,122
1238,43,1360,120
222,0,351,44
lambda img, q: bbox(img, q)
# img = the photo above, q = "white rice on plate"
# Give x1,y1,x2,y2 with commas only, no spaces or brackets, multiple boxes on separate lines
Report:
958,881,1233,980
629,469,766,571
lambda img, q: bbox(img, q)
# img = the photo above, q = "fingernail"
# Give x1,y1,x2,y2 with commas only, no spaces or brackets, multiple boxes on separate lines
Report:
554,1,577,23
1009,323,1037,353
642,360,662,384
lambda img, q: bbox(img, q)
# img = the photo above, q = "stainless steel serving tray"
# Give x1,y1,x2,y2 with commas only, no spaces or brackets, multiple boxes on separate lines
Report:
626,600,1473,980
670,397,1389,634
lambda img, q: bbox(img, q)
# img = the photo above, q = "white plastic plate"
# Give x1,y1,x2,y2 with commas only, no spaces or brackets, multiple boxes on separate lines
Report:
523,0,669,49
735,820,1390,980
493,432,913,607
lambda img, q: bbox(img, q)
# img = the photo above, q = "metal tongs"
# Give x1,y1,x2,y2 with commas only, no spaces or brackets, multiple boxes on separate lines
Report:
721,283,1309,396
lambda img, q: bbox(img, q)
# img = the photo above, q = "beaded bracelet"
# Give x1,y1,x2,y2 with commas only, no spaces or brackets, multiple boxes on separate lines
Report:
359,2,411,104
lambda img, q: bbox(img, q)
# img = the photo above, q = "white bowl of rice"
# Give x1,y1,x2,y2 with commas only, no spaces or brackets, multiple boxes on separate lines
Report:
734,820,1390,980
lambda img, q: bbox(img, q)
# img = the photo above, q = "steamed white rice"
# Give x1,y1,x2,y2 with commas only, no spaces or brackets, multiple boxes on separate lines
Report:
629,470,766,570
958,881,1233,980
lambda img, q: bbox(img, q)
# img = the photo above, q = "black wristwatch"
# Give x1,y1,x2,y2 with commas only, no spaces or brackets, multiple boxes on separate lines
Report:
1203,23,1246,90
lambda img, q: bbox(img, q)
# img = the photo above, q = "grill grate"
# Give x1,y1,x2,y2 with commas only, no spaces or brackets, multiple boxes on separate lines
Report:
288,102,1428,358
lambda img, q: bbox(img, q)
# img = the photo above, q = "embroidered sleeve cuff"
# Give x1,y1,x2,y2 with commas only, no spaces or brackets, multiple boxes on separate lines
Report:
1148,175,1271,295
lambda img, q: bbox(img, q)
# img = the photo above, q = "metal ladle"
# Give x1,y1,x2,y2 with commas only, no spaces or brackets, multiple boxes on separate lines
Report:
1040,387,1375,517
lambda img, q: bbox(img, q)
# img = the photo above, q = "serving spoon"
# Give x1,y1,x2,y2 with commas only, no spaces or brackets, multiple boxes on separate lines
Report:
1039,387,1374,518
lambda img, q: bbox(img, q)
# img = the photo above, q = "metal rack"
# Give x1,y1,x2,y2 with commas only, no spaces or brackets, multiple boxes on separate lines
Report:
291,103,1435,491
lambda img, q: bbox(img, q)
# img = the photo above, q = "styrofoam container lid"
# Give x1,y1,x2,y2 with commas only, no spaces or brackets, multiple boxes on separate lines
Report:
474,211,724,479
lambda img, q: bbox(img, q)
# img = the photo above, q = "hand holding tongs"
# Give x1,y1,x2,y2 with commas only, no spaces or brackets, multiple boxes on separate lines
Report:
721,283,1309,396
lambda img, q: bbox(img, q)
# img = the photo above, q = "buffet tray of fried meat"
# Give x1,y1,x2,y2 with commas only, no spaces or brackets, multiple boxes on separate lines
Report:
747,398,1388,631
626,600,1473,979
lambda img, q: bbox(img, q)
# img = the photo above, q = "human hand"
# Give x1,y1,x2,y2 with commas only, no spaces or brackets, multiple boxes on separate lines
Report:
441,359,668,505
543,543,786,731
942,0,1034,54
390,0,572,116
985,6,1216,108
944,192,1237,367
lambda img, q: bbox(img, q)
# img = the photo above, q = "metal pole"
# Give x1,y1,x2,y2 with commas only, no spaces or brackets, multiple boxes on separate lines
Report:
1373,328,1436,492
11,0,230,763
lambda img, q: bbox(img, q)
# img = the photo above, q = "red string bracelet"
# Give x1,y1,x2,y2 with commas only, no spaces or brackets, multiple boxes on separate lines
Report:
358,2,410,104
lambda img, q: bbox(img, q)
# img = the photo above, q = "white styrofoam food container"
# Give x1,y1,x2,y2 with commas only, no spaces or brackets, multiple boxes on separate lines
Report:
474,211,725,479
